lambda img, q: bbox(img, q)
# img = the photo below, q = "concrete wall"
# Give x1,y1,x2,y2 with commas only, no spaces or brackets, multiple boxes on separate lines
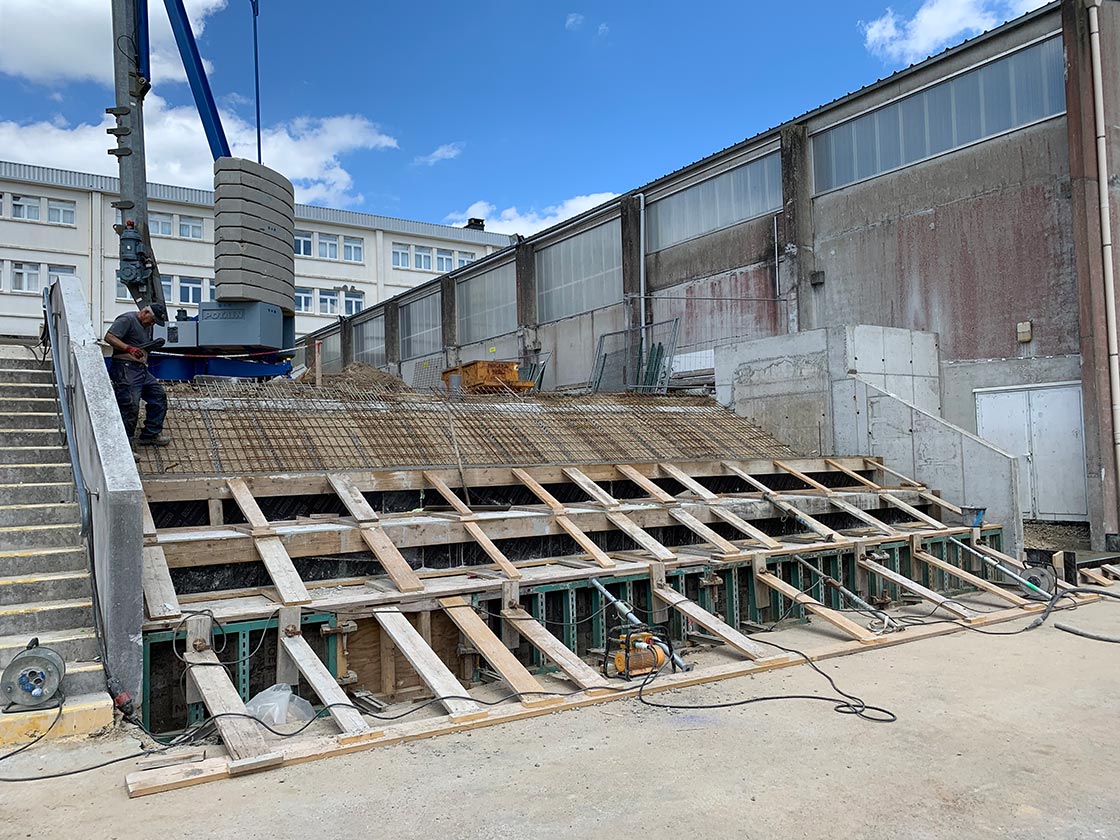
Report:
49,276,144,701
715,325,940,455
940,354,1082,432
533,303,628,390
833,378,1024,554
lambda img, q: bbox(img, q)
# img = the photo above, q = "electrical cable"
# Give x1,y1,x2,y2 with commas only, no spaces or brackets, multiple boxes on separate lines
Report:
0,695,64,765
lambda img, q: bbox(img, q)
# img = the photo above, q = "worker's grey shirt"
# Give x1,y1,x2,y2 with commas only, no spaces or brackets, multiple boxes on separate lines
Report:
107,311,152,362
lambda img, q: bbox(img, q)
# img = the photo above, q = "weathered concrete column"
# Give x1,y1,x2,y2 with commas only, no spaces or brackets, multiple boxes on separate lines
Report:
440,274,458,364
781,123,812,335
1065,0,1120,550
339,315,354,368
515,237,536,328
383,300,401,375
620,194,643,332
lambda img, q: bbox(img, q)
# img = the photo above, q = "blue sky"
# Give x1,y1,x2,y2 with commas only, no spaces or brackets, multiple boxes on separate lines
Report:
0,0,1046,234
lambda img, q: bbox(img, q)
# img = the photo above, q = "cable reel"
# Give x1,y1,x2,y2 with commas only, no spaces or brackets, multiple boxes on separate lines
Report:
1,639,65,710
1018,559,1057,601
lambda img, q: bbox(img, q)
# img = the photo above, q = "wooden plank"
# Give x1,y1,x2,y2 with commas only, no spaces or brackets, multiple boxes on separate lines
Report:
279,633,370,734
373,607,485,720
254,536,311,605
604,511,676,561
327,473,380,523
275,607,301,685
438,596,559,707
722,462,842,541
878,494,946,529
225,478,271,531
562,467,622,509
863,458,923,487
773,460,832,493
659,462,719,501
756,571,879,643
912,550,1030,606
653,586,770,660
972,543,1075,592
141,498,157,539
858,557,976,619
207,498,224,527
501,607,613,692
667,508,743,555
918,491,963,516
511,467,567,513
185,648,276,762
823,458,882,490
357,525,425,593
422,471,474,517
615,464,676,503
1079,566,1113,586
707,507,783,549
141,545,181,620
462,521,522,580
555,516,615,568
828,497,898,536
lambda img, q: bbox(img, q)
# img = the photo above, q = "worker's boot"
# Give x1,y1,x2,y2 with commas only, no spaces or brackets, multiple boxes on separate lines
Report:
138,433,171,447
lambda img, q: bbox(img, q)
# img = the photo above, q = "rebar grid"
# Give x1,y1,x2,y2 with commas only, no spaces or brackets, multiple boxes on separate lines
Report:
138,379,795,476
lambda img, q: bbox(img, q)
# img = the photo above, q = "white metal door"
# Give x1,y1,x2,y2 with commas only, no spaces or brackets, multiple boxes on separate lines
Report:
975,383,1088,522
1027,385,1088,520
975,389,1034,518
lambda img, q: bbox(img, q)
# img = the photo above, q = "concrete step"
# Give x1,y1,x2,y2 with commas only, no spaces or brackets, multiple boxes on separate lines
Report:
0,546,88,575
0,503,80,528
0,447,68,465
4,396,59,414
0,429,64,447
0,691,113,747
0,628,100,672
0,523,81,551
0,353,50,372
0,367,54,384
0,382,57,400
0,482,75,505
0,598,92,634
0,464,74,483
15,412,63,430
0,570,89,607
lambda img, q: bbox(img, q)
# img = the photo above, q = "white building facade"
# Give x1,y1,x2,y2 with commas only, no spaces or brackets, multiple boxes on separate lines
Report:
0,161,511,340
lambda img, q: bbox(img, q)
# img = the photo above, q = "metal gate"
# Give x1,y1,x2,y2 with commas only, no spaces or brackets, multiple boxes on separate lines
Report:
975,382,1088,522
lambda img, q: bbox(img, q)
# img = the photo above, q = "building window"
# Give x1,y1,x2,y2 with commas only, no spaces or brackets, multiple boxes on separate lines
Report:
47,199,76,225
150,212,173,236
11,262,40,293
812,36,1065,194
319,290,339,315
295,286,313,313
47,264,75,283
414,246,433,271
436,249,454,273
458,261,517,344
344,291,364,316
392,242,410,268
179,276,203,305
207,280,216,301
457,251,475,268
12,195,40,221
294,230,313,257
353,314,386,367
179,215,204,239
161,277,173,303
647,151,782,251
536,218,622,322
343,236,364,262
400,291,442,360
0,193,4,217
319,233,339,260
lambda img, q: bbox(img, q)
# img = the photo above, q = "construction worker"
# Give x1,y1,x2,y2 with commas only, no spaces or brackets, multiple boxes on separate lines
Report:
104,303,171,448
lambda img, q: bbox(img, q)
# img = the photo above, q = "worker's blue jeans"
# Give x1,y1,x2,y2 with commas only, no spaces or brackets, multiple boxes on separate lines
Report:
109,359,167,441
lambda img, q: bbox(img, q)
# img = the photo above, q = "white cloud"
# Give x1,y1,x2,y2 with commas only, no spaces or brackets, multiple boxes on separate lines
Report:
0,94,398,206
565,12,584,30
413,142,464,167
445,193,620,237
862,0,1048,65
0,0,226,86
597,22,610,37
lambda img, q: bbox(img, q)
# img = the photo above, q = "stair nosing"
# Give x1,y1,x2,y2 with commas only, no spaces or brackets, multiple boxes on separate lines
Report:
0,570,90,585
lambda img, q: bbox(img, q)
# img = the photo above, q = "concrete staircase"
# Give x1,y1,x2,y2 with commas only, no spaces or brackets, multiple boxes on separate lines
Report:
0,346,113,743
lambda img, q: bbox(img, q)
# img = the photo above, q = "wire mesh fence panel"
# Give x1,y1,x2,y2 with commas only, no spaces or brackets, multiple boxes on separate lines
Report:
589,319,679,394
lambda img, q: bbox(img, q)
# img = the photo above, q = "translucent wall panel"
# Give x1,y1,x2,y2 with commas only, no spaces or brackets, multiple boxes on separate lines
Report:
647,152,781,252
320,331,342,374
813,36,1065,193
458,261,517,344
400,291,442,360
535,219,622,323
353,313,386,368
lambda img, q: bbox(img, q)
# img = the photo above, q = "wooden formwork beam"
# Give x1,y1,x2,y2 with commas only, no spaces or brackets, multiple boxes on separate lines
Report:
755,571,879,643
278,632,372,736
141,545,181,620
858,556,976,619
912,550,1031,607
652,586,772,660
723,462,843,542
501,607,614,694
226,478,310,605
563,467,622,509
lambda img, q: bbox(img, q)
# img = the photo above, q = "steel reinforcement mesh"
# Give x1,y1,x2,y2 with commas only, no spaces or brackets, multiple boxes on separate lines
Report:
137,380,795,476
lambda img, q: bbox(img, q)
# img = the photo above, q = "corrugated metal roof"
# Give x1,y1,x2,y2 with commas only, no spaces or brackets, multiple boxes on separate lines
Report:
0,160,514,247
